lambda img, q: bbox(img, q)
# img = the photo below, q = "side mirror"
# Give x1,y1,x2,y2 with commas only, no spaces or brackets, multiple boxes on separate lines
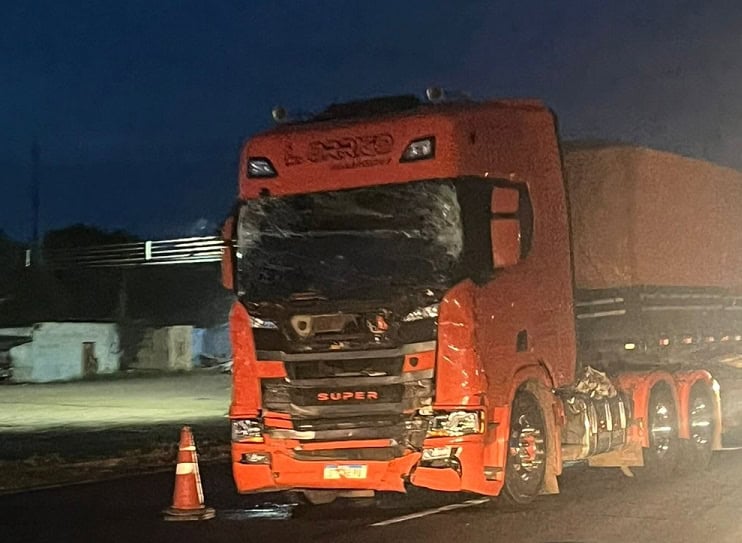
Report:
491,187,522,269
221,216,236,290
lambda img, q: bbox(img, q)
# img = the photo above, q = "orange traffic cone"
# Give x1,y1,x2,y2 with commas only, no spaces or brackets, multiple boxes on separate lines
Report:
163,426,216,521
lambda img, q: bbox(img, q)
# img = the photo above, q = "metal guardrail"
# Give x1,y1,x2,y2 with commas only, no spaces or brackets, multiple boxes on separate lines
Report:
41,236,226,268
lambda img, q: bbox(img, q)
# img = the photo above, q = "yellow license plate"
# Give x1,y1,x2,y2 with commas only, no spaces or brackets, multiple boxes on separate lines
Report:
323,464,368,480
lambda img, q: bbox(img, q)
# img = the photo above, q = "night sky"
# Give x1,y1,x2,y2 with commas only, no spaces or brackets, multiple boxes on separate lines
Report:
2,1,741,242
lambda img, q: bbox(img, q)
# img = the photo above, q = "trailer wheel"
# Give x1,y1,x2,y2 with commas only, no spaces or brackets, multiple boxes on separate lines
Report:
679,382,715,471
501,389,547,505
636,384,680,479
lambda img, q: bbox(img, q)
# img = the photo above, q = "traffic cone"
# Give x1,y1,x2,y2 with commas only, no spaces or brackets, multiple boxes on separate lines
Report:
163,426,216,521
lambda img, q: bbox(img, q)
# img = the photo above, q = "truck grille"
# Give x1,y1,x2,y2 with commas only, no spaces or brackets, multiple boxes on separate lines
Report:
285,356,404,380
293,414,403,432
262,377,433,414
268,414,427,447
260,347,434,444
292,447,404,461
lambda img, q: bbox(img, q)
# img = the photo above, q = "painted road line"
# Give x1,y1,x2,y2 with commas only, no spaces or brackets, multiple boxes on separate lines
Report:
370,497,490,527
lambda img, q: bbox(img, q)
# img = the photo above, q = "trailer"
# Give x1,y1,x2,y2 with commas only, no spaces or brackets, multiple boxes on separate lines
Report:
221,91,741,504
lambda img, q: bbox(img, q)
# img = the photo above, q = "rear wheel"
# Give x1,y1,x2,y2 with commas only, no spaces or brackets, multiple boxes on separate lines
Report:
679,382,715,471
636,385,680,479
501,390,547,505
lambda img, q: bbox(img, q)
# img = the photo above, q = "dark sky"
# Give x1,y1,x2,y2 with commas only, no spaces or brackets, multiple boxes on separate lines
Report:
2,1,741,242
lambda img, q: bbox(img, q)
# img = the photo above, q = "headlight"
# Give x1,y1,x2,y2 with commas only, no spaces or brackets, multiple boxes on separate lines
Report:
250,315,279,329
231,419,264,442
421,446,454,461
240,452,271,464
427,410,484,437
403,303,439,322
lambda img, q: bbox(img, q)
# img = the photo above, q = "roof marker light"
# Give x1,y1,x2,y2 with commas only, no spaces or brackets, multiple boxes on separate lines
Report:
400,137,435,162
425,86,470,103
247,157,277,178
271,106,288,123
426,86,445,103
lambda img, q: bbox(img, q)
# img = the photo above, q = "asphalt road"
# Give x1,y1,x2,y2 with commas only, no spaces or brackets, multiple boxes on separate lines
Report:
3,450,742,543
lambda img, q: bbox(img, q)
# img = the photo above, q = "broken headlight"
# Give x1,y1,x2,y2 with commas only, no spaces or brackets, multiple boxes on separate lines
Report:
250,315,279,329
240,452,271,464
426,410,484,437
403,303,439,322
231,419,264,443
421,446,454,461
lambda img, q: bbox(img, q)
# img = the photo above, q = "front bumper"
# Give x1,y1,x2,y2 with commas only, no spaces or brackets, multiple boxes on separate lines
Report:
232,435,503,495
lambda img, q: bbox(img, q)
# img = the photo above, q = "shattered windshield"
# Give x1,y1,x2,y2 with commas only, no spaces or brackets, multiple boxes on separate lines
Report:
236,180,465,301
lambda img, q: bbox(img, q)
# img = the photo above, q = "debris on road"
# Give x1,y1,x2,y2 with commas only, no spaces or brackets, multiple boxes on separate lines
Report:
220,503,296,521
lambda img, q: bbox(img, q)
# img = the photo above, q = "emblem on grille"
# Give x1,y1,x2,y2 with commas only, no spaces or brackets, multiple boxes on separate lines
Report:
317,391,380,401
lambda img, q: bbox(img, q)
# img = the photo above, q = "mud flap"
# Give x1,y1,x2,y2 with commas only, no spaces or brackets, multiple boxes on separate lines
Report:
524,381,560,495
542,466,559,494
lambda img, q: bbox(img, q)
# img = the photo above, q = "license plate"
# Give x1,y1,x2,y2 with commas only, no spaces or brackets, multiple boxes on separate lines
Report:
323,464,368,480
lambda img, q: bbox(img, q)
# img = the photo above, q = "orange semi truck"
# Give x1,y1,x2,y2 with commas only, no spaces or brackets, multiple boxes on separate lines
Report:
221,91,742,504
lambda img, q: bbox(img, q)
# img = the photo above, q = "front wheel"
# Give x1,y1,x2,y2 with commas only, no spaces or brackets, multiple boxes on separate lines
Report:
501,390,547,505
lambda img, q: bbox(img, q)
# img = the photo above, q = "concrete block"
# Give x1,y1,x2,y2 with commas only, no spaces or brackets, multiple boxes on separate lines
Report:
2,322,121,383
191,328,205,365
203,324,231,359
133,325,193,371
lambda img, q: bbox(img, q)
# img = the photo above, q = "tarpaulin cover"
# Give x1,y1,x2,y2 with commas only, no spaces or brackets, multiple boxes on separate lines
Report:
564,144,742,290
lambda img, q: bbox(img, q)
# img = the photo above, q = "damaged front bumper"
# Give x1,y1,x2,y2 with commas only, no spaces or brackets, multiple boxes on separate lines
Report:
231,433,497,495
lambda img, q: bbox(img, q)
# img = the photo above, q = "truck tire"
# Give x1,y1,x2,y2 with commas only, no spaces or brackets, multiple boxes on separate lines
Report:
302,490,338,505
679,382,715,472
501,389,547,505
635,384,680,479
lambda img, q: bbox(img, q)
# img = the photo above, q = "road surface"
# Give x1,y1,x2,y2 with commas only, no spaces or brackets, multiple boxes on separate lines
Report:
3,450,741,543
0,372,230,491
0,371,230,433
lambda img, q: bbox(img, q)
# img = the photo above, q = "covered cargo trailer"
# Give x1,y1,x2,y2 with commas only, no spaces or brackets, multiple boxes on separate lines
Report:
565,143,742,291
565,144,742,434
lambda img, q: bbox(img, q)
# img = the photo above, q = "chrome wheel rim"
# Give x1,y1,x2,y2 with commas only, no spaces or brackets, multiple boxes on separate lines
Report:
649,399,675,457
509,414,546,481
689,393,713,448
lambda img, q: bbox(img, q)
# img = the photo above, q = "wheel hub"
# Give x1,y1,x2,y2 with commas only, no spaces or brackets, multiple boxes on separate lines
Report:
649,400,674,457
509,414,545,481
689,394,713,447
